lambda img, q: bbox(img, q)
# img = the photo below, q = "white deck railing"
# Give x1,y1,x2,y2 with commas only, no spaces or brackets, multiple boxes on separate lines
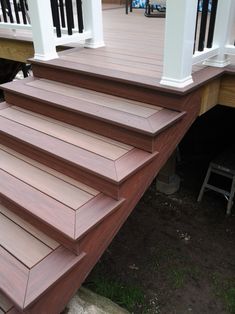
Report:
0,0,104,60
161,0,235,88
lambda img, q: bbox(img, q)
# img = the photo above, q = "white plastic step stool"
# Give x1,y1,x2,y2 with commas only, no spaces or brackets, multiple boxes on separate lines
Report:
197,147,235,215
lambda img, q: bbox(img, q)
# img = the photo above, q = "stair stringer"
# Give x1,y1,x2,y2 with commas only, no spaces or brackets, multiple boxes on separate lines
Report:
23,89,201,314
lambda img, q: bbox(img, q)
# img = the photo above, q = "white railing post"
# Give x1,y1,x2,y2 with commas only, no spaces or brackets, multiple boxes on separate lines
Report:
82,0,105,48
204,0,235,67
27,0,58,60
160,0,198,88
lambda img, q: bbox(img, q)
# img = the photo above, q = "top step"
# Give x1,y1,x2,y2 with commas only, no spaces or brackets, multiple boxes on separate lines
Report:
29,48,192,109
2,77,185,152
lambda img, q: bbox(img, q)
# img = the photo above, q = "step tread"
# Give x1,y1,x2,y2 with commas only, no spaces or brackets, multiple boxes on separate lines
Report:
30,52,160,88
0,105,156,183
2,77,185,136
0,203,85,310
0,145,124,240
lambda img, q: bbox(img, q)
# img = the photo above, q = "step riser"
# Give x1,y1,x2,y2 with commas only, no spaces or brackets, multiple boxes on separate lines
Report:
4,92,154,152
0,133,121,199
32,64,188,112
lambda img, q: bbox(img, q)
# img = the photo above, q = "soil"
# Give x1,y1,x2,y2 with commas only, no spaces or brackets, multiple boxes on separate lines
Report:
85,106,235,314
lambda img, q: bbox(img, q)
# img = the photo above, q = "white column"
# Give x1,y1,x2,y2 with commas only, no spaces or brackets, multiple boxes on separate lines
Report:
27,0,58,60
204,0,235,67
160,0,198,88
83,0,105,48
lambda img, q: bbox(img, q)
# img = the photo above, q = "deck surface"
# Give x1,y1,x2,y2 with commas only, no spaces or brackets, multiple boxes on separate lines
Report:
44,8,208,91
0,8,207,88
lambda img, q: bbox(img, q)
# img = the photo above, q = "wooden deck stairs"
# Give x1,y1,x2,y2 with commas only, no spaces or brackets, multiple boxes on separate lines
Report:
0,51,202,313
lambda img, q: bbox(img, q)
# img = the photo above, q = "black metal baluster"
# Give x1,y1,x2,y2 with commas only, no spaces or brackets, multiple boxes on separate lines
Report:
19,0,27,24
198,0,209,51
145,0,151,16
65,0,74,35
13,0,20,24
0,0,8,22
6,0,14,23
193,0,200,53
59,0,66,28
24,0,28,11
207,0,218,48
125,0,128,14
76,0,84,33
130,0,132,12
50,0,62,37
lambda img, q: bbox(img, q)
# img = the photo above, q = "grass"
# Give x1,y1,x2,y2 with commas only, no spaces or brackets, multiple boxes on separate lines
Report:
152,248,201,289
86,276,145,312
168,265,201,289
212,273,235,314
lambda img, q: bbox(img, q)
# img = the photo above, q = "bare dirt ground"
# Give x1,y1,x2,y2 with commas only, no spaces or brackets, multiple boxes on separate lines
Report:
85,105,235,314
86,157,235,314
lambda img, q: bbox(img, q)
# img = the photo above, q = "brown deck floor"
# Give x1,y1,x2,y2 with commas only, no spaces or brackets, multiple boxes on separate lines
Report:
54,8,207,90
0,8,205,81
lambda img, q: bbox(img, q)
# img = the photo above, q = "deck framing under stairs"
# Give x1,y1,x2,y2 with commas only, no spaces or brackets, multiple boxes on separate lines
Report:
0,40,234,313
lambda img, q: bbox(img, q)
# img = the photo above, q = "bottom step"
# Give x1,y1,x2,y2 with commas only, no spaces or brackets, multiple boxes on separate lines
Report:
0,204,85,312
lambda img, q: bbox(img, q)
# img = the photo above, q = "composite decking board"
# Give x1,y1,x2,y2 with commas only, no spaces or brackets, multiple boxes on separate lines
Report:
0,106,129,161
24,248,86,308
0,103,10,111
2,80,184,136
0,292,13,312
3,76,162,116
0,115,118,181
68,48,164,66
15,106,132,151
13,97,151,135
0,144,99,196
0,246,28,308
0,115,155,183
0,148,94,210
75,194,125,239
115,149,158,181
59,54,163,78
32,58,161,87
0,152,123,242
0,213,52,268
59,51,164,73
26,78,162,117
0,8,213,90
0,205,59,250
148,109,185,132
0,170,76,239
0,240,85,310
4,85,159,134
